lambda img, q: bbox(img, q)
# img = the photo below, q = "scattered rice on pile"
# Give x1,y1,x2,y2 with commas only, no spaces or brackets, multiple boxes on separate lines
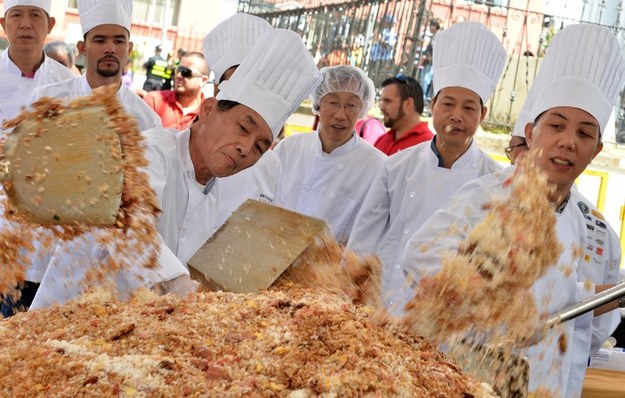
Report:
0,288,497,397
273,233,382,308
0,85,161,295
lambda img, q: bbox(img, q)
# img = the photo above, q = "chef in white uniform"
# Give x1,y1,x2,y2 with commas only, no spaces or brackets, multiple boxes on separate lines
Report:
26,0,184,311
143,28,322,264
346,22,506,315
0,0,74,123
509,27,623,398
401,23,625,395
202,13,282,227
32,0,161,132
273,65,386,244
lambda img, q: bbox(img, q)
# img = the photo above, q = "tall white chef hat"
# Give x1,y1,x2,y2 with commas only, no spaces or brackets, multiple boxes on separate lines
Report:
528,23,625,136
78,0,132,36
202,13,272,84
4,0,50,15
216,28,322,138
433,21,506,104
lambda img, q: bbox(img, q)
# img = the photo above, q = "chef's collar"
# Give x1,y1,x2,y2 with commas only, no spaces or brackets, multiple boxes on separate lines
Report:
203,177,216,195
554,192,571,214
430,136,444,167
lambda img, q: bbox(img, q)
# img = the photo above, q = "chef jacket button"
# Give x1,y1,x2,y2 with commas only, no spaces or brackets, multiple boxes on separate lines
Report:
403,228,409,235
329,193,336,199
409,191,416,198
394,263,401,270
337,163,344,170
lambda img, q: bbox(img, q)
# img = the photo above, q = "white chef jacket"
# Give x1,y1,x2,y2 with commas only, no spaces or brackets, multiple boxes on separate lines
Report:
401,167,585,395
142,127,221,264
346,138,501,313
216,149,282,228
30,231,189,310
564,189,621,398
0,50,74,123
273,131,386,245
33,74,162,131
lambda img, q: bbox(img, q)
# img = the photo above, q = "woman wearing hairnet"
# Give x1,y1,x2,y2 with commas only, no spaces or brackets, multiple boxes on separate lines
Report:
273,65,386,245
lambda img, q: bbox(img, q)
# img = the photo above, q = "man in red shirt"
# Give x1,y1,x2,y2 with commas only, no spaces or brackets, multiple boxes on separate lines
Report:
143,52,209,130
374,75,433,155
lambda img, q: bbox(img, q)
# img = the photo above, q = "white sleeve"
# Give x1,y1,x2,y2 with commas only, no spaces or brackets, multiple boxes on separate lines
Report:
344,164,391,257
271,139,289,207
30,230,188,310
400,184,487,288
141,128,177,209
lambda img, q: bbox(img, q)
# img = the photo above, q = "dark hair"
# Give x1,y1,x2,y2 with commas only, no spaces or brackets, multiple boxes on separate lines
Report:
190,100,241,124
430,18,443,30
215,100,241,112
182,51,210,76
381,75,425,114
219,65,240,84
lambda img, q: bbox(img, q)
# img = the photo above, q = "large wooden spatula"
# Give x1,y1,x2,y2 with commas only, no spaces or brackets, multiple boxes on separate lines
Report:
188,200,329,293
0,104,123,226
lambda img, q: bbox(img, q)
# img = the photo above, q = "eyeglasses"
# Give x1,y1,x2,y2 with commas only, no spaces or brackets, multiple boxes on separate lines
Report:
504,142,529,160
175,65,204,79
321,98,362,116
393,73,421,99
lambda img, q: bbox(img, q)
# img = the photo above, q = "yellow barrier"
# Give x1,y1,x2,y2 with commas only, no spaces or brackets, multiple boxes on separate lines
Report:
284,123,313,137
581,169,609,212
489,153,509,164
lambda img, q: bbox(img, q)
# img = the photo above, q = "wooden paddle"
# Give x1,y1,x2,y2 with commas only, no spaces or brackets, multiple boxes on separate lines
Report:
0,105,123,226
187,199,329,293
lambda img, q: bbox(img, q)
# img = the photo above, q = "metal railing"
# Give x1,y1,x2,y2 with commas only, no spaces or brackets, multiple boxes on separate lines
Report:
242,0,625,144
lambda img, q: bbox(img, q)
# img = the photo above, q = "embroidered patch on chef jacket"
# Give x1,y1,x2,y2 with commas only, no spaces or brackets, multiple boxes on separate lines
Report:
577,201,590,214
591,209,605,220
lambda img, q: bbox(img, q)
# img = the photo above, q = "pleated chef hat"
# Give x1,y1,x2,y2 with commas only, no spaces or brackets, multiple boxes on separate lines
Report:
202,13,272,83
78,0,132,36
528,23,625,136
4,0,50,14
216,28,322,138
433,21,506,104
